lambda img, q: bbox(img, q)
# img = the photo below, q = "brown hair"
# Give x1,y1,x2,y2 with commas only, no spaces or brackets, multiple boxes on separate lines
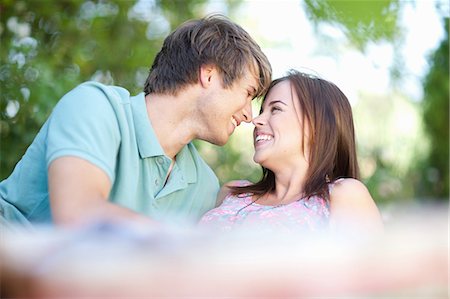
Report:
231,70,360,201
144,14,272,97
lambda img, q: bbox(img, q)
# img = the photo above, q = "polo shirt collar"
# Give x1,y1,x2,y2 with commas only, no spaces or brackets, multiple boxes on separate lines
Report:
131,93,197,184
131,93,164,158
176,144,197,184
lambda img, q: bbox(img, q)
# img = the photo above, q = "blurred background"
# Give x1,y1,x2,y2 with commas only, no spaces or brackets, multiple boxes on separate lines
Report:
1,0,448,210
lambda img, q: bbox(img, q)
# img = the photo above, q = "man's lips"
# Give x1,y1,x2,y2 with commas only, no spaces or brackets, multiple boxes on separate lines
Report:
231,116,241,128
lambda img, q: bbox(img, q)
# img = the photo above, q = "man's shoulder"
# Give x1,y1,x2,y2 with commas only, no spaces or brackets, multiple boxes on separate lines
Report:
70,81,131,101
54,81,134,116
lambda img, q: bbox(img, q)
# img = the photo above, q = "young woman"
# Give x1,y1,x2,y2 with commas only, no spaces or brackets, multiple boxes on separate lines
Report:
200,70,383,235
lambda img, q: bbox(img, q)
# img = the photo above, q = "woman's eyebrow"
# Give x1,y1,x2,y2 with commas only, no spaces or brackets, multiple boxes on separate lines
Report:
267,100,288,107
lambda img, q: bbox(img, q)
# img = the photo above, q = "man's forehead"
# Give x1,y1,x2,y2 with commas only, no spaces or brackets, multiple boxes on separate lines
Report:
242,69,259,91
242,62,259,87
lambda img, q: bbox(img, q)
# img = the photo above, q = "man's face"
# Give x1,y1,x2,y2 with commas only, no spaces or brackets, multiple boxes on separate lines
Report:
198,67,259,146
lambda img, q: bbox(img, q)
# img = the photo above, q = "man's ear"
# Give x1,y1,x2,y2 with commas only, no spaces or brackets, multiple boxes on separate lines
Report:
199,64,217,88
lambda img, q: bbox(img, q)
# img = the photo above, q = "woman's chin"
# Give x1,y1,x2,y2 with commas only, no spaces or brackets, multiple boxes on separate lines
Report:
253,153,267,166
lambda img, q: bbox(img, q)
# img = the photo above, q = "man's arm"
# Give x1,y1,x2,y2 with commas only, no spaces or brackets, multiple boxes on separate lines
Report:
48,156,154,227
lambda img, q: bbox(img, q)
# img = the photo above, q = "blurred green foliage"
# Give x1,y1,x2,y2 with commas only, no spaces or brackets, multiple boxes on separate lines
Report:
303,0,405,82
418,17,449,199
0,0,208,179
303,0,401,49
352,91,427,203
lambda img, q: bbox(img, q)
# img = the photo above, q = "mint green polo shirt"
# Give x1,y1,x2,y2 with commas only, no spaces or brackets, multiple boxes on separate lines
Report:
0,81,219,226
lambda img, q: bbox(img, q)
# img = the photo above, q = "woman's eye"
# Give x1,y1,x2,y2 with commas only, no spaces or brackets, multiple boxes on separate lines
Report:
271,106,281,113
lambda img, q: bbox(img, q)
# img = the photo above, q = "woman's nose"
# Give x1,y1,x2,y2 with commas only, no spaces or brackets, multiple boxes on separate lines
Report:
252,114,265,126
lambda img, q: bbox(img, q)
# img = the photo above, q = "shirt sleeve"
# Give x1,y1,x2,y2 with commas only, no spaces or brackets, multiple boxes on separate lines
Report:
46,82,121,183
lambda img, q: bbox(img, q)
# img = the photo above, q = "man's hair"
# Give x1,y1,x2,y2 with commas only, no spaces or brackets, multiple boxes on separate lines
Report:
230,70,360,201
144,14,272,97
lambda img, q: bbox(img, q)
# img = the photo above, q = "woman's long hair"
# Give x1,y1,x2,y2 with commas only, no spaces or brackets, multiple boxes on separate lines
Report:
230,70,359,201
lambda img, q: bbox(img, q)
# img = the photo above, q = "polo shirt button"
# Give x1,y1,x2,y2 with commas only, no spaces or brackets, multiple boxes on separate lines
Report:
157,157,164,164
154,179,159,185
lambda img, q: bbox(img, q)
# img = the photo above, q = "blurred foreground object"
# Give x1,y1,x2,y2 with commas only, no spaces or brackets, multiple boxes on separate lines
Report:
1,203,447,298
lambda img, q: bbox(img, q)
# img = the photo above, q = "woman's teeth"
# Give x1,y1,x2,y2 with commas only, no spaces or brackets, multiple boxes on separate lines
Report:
255,134,273,142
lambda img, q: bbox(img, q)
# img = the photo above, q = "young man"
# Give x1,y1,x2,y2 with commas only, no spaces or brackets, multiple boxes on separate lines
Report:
0,15,272,227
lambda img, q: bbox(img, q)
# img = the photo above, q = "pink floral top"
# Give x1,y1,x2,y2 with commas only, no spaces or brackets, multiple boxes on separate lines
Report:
199,180,330,232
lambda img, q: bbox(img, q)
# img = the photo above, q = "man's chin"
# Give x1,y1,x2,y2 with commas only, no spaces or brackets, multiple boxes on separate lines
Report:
200,135,229,146
213,138,228,146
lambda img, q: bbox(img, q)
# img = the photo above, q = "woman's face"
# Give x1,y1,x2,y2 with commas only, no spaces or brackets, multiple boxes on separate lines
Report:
252,80,310,172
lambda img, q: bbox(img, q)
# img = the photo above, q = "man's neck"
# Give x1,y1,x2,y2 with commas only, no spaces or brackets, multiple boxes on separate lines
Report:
145,92,197,159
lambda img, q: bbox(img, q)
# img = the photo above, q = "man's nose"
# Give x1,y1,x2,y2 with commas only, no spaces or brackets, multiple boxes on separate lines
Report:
242,102,253,123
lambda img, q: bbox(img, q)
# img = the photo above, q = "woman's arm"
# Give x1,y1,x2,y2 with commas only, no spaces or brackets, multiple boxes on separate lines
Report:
329,178,384,236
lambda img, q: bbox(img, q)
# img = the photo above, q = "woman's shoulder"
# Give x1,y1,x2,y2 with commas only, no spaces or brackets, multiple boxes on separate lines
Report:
223,180,253,188
329,178,384,234
215,180,252,207
330,178,370,201
328,178,378,216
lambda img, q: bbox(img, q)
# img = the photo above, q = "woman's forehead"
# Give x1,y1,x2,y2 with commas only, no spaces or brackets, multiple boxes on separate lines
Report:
263,79,303,119
264,80,293,105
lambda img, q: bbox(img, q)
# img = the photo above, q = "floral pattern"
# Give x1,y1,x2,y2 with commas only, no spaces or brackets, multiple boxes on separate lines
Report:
199,180,330,232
